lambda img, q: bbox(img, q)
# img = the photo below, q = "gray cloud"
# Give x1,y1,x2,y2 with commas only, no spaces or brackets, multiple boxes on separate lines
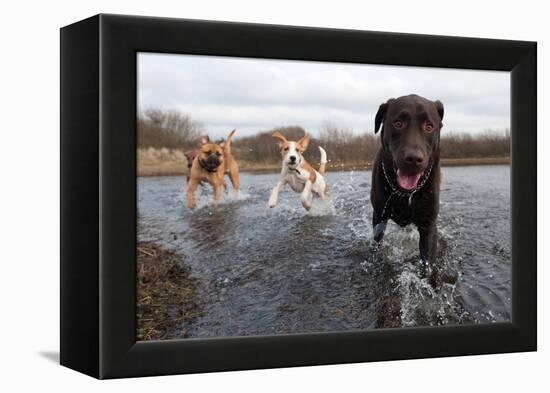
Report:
138,53,509,139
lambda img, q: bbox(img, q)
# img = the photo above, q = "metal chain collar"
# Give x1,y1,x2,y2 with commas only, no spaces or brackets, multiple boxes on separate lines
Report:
379,159,434,221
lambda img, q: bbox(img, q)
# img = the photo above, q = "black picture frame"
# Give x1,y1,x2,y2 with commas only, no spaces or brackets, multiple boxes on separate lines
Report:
60,14,537,379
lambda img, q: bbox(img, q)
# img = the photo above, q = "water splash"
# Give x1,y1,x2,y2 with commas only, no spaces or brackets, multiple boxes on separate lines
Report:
180,185,252,210
307,197,336,216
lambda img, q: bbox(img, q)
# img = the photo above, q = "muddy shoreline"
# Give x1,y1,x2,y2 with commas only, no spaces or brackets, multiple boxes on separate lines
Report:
136,242,201,341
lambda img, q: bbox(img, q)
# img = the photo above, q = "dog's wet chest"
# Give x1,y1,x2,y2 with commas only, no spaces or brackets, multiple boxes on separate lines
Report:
286,171,308,192
386,191,436,227
388,198,414,226
198,167,224,183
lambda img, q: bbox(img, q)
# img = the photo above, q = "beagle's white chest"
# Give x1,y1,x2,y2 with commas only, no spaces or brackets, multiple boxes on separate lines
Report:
286,170,308,193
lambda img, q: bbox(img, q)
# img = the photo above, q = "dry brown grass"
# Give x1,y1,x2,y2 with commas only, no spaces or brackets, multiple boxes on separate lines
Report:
137,147,188,177
137,241,201,340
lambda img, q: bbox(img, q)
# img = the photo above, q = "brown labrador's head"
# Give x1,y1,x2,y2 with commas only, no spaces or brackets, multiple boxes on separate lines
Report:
375,94,444,190
198,135,224,172
272,132,310,169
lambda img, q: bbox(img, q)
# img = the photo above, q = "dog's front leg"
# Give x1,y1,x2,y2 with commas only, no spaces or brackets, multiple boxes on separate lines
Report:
372,210,387,243
186,178,199,209
268,180,285,208
419,223,439,287
300,180,313,210
213,183,222,207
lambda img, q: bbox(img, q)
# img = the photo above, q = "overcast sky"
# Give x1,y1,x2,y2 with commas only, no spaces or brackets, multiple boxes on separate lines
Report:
138,53,510,139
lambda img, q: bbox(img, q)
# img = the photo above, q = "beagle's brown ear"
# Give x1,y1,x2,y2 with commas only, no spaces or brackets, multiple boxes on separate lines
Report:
434,100,444,123
374,102,389,134
272,131,288,146
297,133,310,152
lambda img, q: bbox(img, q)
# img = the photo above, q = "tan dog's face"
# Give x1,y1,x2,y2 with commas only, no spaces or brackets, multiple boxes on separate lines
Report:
198,136,224,172
272,132,310,169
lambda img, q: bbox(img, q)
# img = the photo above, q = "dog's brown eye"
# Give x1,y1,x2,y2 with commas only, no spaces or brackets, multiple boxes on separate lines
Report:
284,147,289,151
393,120,404,129
216,152,221,156
424,123,434,133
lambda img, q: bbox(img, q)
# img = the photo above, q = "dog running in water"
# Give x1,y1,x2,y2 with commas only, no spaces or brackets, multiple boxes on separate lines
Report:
186,130,240,208
268,132,329,211
370,94,445,286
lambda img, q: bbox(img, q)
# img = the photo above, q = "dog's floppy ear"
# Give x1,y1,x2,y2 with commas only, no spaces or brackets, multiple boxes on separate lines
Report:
374,102,389,133
272,131,288,147
297,133,310,152
434,100,444,123
184,150,196,161
200,135,210,145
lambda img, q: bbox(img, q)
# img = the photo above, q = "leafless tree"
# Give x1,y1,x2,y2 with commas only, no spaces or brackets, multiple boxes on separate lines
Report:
137,108,203,149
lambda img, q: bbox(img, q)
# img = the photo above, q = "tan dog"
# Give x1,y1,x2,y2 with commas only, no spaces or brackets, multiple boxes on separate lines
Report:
268,132,328,211
186,130,240,209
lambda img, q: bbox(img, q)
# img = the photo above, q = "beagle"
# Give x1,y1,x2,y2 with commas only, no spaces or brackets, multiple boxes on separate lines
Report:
268,132,328,211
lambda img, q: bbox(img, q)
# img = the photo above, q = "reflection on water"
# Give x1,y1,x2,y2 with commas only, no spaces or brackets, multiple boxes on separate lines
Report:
137,165,511,339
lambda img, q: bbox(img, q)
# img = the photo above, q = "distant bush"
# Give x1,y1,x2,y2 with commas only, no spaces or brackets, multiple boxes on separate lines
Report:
440,129,510,158
233,126,307,163
317,123,379,164
232,125,378,165
137,108,203,149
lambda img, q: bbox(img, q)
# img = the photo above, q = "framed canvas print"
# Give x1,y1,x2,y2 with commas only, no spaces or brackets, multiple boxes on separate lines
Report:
60,14,536,379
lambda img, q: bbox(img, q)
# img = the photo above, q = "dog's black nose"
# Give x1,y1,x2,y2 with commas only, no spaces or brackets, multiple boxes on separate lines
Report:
289,155,296,162
404,151,424,166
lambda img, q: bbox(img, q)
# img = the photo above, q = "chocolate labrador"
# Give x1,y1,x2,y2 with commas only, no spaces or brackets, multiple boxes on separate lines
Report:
370,94,444,286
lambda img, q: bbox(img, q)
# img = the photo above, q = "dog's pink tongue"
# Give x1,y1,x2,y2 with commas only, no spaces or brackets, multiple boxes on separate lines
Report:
396,170,422,190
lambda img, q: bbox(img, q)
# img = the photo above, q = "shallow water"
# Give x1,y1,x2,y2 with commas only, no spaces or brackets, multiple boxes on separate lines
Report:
137,165,511,339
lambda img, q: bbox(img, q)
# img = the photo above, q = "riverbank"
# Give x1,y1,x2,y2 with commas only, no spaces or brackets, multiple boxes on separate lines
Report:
138,156,510,177
136,241,201,340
